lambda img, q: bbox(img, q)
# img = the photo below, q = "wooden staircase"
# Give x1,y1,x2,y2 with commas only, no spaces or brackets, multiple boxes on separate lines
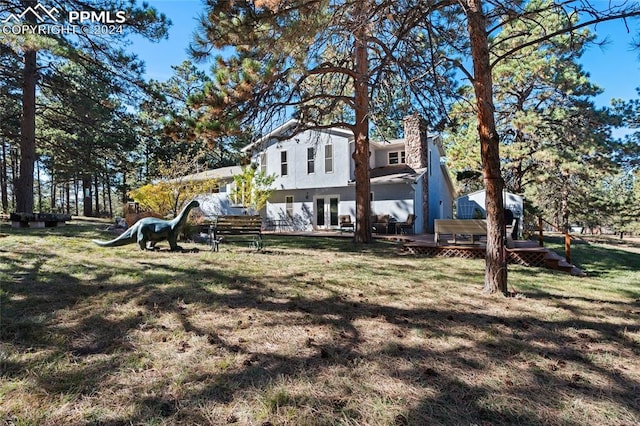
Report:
504,241,586,277
542,249,586,277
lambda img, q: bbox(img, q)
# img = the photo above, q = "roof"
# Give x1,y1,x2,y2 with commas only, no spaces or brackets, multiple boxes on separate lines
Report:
457,188,523,201
370,133,446,157
367,165,426,185
241,119,354,153
170,165,242,183
441,164,457,199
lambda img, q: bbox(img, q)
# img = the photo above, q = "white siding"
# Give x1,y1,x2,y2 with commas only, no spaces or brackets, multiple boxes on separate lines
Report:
425,136,454,232
252,129,353,190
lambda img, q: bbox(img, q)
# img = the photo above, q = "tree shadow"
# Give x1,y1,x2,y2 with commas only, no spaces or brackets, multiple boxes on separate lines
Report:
1,227,639,424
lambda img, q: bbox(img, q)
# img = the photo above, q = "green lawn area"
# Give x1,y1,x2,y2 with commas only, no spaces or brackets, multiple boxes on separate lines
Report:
1,220,639,425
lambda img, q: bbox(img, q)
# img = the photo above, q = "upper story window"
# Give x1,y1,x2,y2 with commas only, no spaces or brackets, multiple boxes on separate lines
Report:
280,151,288,176
307,147,315,174
325,144,333,173
388,151,406,165
260,153,267,174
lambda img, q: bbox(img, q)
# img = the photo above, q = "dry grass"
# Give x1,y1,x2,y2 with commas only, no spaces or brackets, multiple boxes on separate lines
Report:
1,220,639,425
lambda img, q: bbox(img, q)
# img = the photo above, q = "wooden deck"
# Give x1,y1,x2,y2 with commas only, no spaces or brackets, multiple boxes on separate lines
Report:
401,235,548,267
262,229,584,275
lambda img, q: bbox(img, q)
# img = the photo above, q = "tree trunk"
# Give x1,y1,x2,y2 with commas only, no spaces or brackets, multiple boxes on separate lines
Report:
94,175,100,216
16,47,37,214
466,0,508,295
102,166,113,217
36,159,42,211
65,182,71,215
74,178,79,216
50,166,56,212
352,0,372,244
82,176,92,216
561,176,570,232
11,146,18,208
121,167,128,204
1,141,8,212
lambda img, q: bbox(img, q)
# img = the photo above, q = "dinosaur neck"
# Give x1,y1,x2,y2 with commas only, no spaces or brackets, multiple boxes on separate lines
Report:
170,202,196,227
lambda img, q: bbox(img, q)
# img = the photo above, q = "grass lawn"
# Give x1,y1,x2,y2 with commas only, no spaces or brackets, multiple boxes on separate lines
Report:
1,220,639,425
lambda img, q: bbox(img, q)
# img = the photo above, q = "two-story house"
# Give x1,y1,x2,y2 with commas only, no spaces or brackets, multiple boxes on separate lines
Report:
195,114,455,233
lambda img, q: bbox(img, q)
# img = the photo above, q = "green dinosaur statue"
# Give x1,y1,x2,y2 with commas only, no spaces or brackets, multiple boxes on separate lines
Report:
93,200,200,251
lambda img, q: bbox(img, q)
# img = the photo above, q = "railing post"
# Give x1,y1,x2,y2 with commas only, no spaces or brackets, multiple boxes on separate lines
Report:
564,232,571,264
538,216,544,247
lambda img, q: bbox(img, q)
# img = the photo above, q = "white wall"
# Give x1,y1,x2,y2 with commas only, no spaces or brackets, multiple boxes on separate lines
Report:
196,193,247,218
425,137,454,232
252,129,353,191
370,183,414,221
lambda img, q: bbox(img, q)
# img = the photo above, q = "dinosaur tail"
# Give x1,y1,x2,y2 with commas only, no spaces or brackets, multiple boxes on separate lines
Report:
92,227,137,247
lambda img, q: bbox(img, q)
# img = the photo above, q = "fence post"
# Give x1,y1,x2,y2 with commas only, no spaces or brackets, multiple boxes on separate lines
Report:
564,232,571,264
538,216,544,247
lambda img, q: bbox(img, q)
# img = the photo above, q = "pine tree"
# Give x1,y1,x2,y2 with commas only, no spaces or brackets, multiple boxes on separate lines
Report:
445,0,639,293
1,0,170,214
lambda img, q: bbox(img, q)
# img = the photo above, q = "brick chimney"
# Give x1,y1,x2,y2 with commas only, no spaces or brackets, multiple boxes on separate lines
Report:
403,114,428,170
403,114,429,233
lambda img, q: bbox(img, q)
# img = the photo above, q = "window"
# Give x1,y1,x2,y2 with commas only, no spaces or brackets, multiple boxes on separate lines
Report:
325,144,333,173
260,152,267,174
307,147,315,174
280,151,288,176
388,151,406,165
285,195,294,217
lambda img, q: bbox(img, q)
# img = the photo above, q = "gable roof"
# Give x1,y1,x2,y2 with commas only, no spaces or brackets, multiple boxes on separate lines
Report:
241,119,354,153
366,164,426,185
170,165,242,183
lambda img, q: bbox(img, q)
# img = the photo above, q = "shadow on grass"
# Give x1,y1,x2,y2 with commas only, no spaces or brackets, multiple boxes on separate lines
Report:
1,223,639,424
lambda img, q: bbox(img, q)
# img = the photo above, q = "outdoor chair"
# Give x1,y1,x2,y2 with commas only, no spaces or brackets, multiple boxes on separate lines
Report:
339,215,354,233
397,214,416,235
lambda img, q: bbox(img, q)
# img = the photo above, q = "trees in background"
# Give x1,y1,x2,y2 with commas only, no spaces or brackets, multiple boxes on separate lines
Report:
137,61,249,185
442,0,639,293
0,43,22,213
446,4,620,231
1,0,638,293
128,154,218,217
37,61,141,216
1,0,169,214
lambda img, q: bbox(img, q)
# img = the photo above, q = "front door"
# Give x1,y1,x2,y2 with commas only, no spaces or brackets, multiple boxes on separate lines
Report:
315,196,339,229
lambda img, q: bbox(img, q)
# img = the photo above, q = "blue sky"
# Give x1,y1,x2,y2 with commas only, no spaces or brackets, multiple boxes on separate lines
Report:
131,1,640,109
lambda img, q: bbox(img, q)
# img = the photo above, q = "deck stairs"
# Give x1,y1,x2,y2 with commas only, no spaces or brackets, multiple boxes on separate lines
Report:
541,248,586,277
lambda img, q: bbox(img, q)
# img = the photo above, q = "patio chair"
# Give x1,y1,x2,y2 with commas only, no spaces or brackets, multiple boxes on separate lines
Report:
397,214,416,235
339,215,354,233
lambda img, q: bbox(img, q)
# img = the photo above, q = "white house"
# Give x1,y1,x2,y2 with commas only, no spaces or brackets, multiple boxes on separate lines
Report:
196,114,456,233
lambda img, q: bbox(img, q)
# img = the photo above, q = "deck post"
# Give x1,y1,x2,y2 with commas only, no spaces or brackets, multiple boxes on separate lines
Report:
538,216,544,247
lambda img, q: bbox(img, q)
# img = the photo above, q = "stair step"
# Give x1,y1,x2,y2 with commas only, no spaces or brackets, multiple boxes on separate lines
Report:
539,248,586,276
557,260,573,269
544,251,563,260
571,267,587,277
